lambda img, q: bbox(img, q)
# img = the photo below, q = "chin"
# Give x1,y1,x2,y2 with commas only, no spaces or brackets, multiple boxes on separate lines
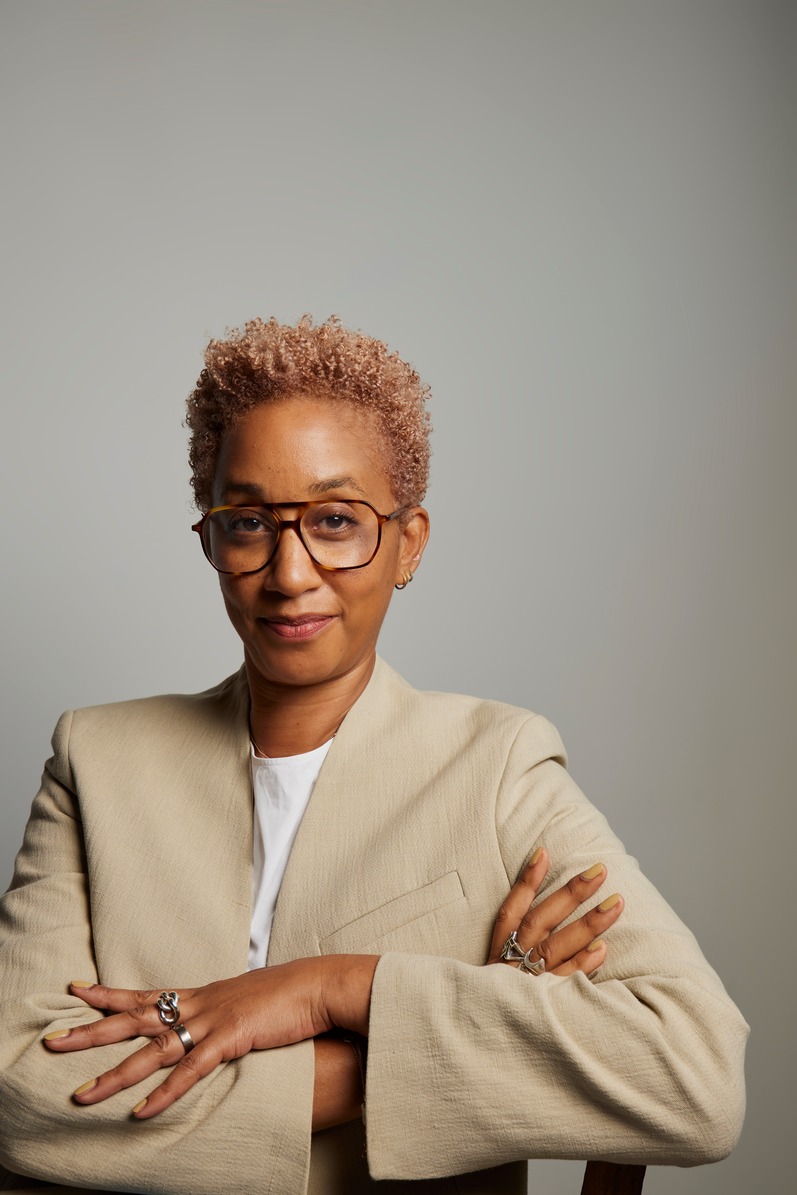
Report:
245,642,353,690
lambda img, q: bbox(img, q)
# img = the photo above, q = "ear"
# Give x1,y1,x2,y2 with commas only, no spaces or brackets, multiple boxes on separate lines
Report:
395,506,430,586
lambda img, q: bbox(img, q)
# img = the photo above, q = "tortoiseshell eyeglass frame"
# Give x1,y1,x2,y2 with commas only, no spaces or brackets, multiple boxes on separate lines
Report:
191,499,408,575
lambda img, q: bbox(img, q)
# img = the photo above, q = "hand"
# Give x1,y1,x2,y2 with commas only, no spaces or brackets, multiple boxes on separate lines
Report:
44,954,378,1119
487,847,623,977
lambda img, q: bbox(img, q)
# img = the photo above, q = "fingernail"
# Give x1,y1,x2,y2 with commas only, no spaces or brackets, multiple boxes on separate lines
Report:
44,1029,71,1040
70,980,95,989
587,938,604,952
132,1099,147,1115
580,863,603,880
73,1078,97,1097
598,892,621,911
530,847,543,865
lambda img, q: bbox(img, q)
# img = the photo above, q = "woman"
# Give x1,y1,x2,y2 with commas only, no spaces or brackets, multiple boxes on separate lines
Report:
0,317,747,1194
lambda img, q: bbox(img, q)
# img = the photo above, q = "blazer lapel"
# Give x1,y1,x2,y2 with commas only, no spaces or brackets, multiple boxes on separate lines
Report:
124,667,254,987
267,658,406,966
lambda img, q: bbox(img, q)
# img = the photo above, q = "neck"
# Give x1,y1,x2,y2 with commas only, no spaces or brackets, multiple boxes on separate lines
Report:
245,652,376,757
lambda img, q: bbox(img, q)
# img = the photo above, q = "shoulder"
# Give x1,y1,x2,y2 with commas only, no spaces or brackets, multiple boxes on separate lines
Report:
51,668,248,772
370,657,567,768
68,667,245,729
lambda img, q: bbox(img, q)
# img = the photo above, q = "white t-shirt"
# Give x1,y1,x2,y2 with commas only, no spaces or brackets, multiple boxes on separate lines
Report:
248,739,333,970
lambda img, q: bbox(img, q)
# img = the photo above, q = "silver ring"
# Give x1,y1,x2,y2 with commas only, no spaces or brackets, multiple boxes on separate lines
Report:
156,991,180,1027
172,1023,195,1053
501,933,546,976
499,931,527,964
519,950,546,977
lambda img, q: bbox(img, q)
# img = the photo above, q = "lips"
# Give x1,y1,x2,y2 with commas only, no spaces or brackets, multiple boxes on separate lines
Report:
260,614,336,640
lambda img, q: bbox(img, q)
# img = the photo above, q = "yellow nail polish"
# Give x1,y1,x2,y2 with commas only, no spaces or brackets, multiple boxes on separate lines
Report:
132,1099,147,1115
530,846,543,865
598,892,621,911
73,1078,97,1097
70,980,95,989
44,1029,71,1040
587,938,604,952
580,863,603,881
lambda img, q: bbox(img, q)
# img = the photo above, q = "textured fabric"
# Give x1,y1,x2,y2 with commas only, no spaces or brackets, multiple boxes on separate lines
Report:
0,659,748,1193
249,739,332,969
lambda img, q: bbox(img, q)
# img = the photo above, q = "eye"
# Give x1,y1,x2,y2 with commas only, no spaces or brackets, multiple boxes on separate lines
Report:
320,512,354,531
306,502,363,538
222,509,274,537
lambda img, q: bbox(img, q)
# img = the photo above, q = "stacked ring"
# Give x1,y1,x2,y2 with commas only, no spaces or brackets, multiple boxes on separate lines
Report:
156,991,195,1052
156,991,180,1027
500,932,546,976
500,932,526,964
172,1023,195,1053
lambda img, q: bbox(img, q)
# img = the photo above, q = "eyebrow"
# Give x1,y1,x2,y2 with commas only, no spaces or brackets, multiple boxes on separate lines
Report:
307,476,366,496
220,476,367,502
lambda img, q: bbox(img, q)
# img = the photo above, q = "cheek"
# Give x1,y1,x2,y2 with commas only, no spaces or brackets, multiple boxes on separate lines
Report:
348,567,397,623
219,578,255,622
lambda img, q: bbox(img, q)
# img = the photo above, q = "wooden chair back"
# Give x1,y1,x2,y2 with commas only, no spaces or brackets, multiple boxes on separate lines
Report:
580,1161,646,1194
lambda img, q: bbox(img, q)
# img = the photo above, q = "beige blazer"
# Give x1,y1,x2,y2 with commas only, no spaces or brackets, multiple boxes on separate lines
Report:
0,660,747,1194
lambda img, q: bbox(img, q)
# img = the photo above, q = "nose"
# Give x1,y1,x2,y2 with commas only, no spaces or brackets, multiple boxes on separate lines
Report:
261,522,323,596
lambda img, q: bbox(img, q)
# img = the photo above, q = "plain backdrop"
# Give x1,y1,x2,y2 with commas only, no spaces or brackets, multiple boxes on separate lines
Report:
1,2,794,1193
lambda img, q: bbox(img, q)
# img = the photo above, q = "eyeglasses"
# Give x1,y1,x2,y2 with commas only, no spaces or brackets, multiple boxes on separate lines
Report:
192,499,406,575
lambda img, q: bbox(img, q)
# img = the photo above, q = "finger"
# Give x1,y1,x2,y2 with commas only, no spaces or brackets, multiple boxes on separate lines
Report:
488,847,548,962
550,938,608,978
514,862,609,947
132,1040,221,1118
44,988,196,1051
44,1002,169,1051
529,892,624,973
67,982,177,1012
72,1029,188,1104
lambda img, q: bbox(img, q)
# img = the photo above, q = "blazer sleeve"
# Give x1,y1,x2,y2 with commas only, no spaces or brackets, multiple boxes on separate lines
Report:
363,714,749,1182
0,712,314,1195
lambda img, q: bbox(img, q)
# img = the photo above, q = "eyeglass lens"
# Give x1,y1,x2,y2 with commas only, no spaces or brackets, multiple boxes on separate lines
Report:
203,502,381,572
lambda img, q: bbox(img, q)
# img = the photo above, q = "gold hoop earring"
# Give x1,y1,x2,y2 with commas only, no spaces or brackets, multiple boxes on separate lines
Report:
394,572,414,591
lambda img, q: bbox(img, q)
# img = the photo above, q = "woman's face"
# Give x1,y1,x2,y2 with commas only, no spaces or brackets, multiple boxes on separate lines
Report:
210,394,429,693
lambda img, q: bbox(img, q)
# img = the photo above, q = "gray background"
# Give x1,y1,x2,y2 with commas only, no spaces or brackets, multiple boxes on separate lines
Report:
1,2,794,1192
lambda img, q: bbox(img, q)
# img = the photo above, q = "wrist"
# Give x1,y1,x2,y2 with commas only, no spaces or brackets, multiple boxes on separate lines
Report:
330,1027,368,1108
321,954,379,1036
312,1036,363,1132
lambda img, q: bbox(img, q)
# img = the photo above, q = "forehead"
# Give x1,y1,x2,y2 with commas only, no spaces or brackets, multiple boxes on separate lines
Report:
212,394,394,506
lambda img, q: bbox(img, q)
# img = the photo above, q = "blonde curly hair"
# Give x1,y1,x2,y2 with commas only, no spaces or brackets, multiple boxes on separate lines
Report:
186,316,432,511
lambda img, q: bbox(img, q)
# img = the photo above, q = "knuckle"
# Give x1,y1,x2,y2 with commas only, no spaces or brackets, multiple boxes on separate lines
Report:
177,1051,202,1079
150,1032,175,1058
81,1018,102,1044
105,1061,128,1087
584,907,602,929
519,908,540,933
566,873,584,897
494,901,512,924
536,937,556,963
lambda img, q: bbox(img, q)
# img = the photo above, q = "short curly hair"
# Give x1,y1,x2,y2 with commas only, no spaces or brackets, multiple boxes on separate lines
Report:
186,316,432,511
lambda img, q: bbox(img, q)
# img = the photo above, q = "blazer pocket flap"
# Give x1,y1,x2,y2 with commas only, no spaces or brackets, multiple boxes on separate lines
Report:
320,871,464,952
